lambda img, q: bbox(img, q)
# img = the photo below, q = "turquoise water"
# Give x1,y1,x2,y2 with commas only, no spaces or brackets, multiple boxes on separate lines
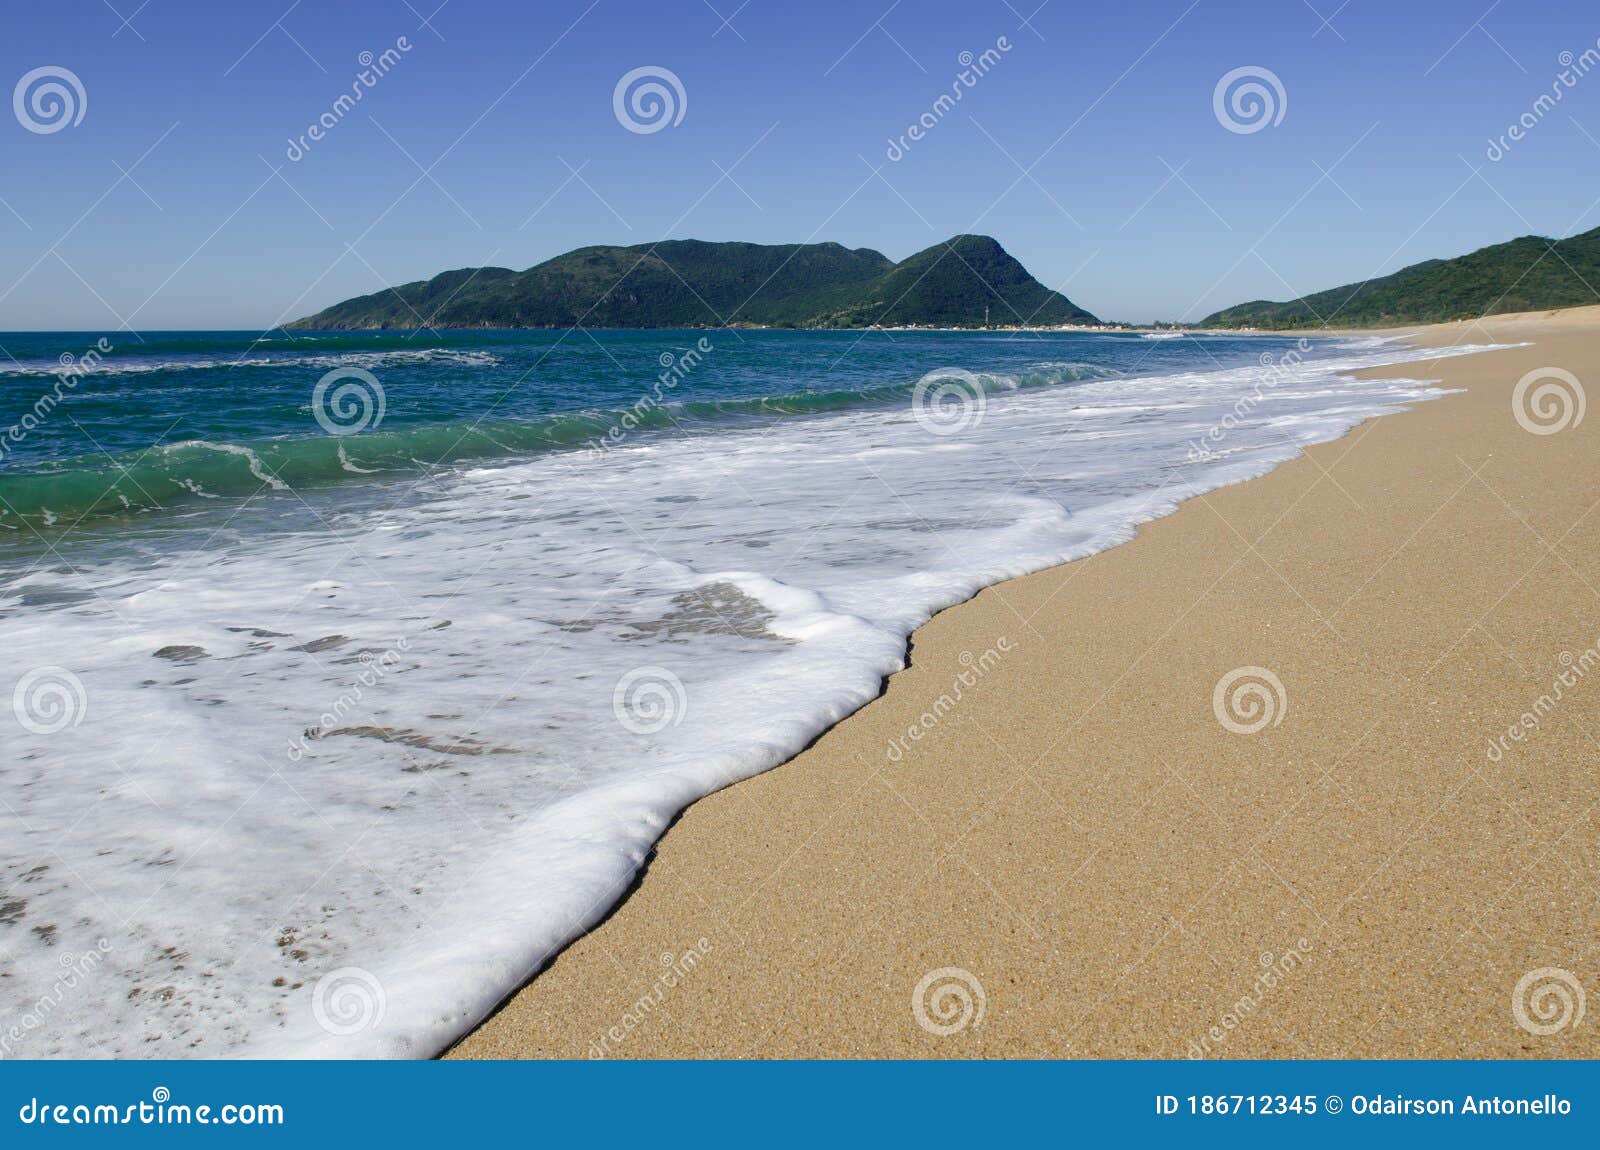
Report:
0,327,1500,1057
1,327,1300,531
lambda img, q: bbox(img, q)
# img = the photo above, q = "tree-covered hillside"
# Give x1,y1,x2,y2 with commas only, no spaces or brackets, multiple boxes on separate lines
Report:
290,235,1098,329
1202,227,1600,329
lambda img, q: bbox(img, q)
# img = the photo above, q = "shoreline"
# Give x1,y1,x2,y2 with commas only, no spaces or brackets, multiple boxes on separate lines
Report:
452,307,1600,1058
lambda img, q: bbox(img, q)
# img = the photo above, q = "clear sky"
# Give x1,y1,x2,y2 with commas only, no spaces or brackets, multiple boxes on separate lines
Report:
2,0,1598,328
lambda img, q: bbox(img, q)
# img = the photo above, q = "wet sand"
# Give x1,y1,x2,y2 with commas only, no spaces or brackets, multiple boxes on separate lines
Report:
453,307,1600,1059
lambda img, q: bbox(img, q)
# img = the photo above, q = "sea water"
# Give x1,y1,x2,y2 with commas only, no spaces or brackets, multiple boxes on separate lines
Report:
0,328,1504,1057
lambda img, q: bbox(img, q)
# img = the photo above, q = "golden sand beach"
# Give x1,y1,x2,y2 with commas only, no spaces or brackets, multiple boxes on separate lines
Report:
453,308,1600,1059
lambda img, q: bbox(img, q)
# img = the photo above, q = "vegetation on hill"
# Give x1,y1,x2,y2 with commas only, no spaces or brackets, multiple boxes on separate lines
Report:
1201,227,1600,329
290,235,1098,329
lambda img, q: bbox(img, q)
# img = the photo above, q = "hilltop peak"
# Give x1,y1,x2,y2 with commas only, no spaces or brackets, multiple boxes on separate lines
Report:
291,236,1098,330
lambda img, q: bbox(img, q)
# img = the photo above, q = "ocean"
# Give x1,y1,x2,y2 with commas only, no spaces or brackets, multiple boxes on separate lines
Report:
0,327,1502,1057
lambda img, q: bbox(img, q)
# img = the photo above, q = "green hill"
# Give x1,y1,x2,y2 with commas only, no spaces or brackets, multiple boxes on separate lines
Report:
289,235,1098,330
1201,226,1600,329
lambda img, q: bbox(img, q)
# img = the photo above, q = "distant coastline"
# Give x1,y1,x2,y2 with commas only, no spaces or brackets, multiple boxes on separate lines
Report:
292,223,1600,336
289,234,1099,331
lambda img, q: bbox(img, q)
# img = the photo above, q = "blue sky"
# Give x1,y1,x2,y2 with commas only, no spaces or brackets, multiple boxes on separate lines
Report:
2,0,1598,328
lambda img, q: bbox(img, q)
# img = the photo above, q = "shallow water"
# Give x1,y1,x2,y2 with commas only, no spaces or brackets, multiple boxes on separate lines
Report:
0,328,1500,1056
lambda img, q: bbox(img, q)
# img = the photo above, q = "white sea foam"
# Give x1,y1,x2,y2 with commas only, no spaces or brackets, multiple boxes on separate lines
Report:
0,348,499,378
0,339,1505,1058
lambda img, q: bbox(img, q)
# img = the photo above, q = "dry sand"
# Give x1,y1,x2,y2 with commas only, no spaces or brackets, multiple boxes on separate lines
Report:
453,307,1600,1059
